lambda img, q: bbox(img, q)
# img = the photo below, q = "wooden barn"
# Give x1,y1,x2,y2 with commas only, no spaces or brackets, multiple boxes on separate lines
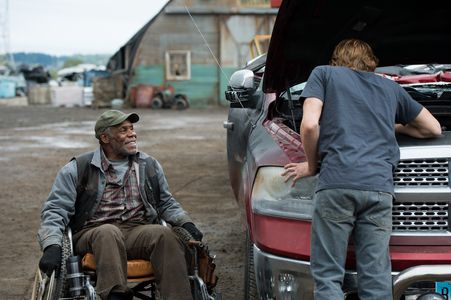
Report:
103,0,278,108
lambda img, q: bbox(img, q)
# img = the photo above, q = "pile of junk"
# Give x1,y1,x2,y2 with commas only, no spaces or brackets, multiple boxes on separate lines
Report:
129,84,189,110
0,64,45,99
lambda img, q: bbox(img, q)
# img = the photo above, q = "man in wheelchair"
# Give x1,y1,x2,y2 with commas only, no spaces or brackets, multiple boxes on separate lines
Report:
37,110,206,300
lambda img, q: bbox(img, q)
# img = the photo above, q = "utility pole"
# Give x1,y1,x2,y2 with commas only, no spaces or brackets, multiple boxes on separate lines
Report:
0,0,15,68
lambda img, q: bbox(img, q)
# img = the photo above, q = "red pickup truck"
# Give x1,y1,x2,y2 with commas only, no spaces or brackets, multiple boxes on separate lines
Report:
224,1,451,299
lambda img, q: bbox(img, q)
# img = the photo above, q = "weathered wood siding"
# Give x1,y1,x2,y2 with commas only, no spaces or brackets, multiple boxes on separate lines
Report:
128,0,276,107
131,13,219,107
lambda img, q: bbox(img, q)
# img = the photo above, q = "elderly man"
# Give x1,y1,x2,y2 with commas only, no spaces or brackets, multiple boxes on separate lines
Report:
37,110,202,300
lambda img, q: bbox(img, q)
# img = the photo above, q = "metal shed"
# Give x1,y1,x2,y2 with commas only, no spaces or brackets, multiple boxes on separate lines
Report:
107,0,278,107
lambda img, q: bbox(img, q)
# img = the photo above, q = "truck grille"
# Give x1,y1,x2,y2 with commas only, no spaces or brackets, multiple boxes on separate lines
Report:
392,202,448,232
394,158,449,187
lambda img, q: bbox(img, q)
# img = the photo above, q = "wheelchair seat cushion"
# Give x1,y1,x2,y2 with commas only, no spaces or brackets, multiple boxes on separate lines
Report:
81,253,154,278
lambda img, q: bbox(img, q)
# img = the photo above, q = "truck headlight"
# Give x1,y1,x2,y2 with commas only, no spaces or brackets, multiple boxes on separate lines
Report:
251,166,317,220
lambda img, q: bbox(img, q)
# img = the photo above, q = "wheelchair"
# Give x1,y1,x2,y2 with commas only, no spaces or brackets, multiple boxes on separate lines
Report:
31,226,220,300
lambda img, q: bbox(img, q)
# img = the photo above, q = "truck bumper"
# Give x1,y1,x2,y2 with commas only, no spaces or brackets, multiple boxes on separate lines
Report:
254,245,451,300
393,265,451,300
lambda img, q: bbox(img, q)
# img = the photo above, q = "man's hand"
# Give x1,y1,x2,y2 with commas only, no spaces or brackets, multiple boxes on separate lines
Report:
182,222,203,241
282,162,315,186
39,244,62,277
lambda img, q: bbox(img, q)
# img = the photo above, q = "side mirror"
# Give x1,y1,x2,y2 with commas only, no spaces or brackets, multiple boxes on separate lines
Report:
229,69,254,89
225,70,255,103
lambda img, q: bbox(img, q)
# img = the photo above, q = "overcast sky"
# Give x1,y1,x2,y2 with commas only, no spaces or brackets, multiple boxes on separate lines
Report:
8,0,168,56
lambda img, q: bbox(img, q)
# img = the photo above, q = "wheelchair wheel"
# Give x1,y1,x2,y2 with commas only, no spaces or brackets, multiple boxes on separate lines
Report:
190,275,210,300
190,275,222,300
30,269,62,300
172,226,194,244
31,234,71,300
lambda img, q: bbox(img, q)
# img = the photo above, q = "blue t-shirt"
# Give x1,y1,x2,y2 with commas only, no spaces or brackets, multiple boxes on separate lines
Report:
300,66,423,194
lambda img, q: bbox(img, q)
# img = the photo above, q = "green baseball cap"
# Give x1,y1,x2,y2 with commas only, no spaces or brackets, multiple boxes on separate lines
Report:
95,110,139,139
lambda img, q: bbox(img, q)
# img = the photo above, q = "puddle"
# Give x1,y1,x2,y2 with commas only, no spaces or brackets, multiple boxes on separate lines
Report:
15,121,94,135
143,116,214,130
173,135,206,140
0,139,90,152
1,118,213,152
0,121,94,152
26,136,91,148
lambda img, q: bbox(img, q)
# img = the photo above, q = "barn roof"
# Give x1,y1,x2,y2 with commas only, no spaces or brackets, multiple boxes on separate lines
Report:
106,1,170,73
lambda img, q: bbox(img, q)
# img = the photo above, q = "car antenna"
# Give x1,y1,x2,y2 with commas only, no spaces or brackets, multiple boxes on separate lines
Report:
184,4,229,84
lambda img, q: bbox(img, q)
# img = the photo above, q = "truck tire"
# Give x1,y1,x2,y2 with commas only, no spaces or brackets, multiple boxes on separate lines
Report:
174,94,189,110
244,232,258,300
151,95,164,109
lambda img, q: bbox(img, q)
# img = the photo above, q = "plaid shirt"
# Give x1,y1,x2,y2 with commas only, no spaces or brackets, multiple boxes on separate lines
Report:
86,154,146,225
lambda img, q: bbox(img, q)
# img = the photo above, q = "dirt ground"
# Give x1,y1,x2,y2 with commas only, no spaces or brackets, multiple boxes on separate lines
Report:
0,106,245,299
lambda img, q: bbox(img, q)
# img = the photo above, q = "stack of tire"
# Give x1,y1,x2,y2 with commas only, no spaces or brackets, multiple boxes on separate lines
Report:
131,84,189,110
151,86,189,110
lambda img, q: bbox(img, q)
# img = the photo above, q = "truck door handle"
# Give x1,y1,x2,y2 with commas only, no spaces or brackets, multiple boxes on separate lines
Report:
223,121,234,130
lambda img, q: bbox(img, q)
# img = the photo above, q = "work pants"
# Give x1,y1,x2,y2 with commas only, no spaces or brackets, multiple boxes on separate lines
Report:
73,223,192,300
310,188,393,300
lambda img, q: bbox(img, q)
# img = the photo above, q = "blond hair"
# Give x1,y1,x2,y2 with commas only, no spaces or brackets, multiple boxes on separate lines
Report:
330,39,379,72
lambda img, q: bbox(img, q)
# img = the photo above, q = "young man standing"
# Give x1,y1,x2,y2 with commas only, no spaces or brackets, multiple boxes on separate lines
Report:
283,39,442,299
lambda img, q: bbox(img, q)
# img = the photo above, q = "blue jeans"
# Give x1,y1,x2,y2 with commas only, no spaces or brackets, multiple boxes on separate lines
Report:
310,188,393,300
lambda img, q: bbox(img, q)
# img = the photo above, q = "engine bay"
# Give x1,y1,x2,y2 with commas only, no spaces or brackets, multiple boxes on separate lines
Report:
271,64,451,132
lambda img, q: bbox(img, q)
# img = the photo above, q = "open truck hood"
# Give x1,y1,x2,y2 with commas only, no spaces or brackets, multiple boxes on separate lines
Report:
263,0,451,94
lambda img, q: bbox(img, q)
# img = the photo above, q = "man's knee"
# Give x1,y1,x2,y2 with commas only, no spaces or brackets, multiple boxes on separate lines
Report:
125,225,185,263
138,224,175,239
155,225,176,238
140,225,185,252
157,226,186,250
92,224,124,243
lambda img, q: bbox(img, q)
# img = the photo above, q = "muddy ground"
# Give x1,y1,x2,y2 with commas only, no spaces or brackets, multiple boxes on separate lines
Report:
0,106,245,299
